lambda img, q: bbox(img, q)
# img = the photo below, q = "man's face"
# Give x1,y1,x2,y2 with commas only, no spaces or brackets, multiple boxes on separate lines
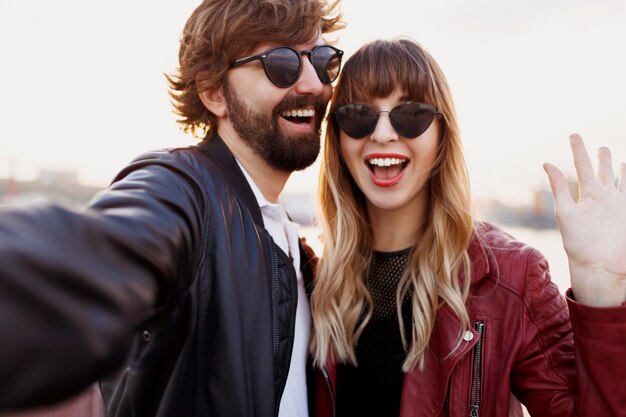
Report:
224,34,333,172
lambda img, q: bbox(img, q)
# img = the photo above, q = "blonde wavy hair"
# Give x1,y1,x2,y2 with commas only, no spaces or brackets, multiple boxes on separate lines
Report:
311,38,475,371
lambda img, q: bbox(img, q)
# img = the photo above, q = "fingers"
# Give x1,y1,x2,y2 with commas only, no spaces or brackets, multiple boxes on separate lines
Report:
543,162,574,209
597,146,615,186
618,163,626,193
569,133,596,192
554,133,621,197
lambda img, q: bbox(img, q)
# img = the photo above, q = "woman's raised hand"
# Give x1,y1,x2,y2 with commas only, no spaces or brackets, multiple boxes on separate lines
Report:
544,133,626,307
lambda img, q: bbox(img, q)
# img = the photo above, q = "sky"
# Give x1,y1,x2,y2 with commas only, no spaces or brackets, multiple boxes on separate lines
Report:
1,0,626,204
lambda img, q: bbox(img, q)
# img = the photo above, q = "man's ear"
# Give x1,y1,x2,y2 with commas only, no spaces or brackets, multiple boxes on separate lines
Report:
198,78,226,117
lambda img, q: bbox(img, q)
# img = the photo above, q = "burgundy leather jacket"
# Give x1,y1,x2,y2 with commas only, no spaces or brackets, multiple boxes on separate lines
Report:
312,223,626,417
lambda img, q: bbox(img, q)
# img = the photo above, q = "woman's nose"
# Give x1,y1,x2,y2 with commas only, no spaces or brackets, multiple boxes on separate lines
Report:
369,112,399,143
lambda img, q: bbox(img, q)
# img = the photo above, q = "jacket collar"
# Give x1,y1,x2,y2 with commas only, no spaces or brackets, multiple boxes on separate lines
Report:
195,133,265,228
465,223,492,285
196,133,318,285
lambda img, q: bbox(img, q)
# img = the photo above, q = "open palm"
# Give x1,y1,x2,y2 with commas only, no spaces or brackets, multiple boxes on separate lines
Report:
544,134,626,306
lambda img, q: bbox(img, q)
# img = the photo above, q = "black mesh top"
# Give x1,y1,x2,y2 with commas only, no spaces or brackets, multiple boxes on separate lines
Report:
336,247,413,417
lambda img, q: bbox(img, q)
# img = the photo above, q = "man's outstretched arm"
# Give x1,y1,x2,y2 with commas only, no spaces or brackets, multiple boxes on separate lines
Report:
0,153,204,410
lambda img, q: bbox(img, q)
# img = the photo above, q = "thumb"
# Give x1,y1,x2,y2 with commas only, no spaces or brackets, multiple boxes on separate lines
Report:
543,162,574,210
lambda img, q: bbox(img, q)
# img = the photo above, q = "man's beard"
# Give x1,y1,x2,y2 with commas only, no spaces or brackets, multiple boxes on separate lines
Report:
222,80,326,172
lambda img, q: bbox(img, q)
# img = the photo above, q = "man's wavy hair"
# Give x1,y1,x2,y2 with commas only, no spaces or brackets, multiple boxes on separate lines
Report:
311,38,475,371
166,0,343,138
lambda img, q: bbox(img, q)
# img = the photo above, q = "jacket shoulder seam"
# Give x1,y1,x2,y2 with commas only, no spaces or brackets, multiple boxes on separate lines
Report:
519,248,572,388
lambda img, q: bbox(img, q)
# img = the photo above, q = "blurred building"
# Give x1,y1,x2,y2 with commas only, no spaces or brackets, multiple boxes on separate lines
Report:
476,179,578,230
0,170,103,208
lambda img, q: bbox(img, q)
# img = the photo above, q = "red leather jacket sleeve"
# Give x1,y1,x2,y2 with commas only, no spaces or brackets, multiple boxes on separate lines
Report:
567,294,626,416
510,249,626,416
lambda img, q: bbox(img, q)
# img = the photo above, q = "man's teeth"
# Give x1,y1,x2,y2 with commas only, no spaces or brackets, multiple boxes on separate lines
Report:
368,157,407,167
281,109,315,117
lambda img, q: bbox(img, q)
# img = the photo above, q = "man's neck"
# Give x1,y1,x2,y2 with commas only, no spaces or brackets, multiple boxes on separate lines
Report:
217,125,290,203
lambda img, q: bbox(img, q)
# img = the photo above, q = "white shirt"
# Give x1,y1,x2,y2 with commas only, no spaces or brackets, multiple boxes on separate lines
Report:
238,162,311,417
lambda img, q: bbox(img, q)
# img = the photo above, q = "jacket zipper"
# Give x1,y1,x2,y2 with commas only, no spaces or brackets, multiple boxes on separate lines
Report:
469,320,485,417
271,243,281,417
272,244,280,360
321,366,336,417
444,378,451,415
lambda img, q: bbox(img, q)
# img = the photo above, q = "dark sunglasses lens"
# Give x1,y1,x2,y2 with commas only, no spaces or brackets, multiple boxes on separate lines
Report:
265,48,301,87
390,103,437,138
311,46,341,84
335,104,378,139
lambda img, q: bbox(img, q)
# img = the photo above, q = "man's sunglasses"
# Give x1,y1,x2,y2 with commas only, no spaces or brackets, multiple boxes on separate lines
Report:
333,102,441,139
230,45,344,88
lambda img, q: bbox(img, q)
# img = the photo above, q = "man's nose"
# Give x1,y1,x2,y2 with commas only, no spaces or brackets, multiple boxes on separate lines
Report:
293,56,324,95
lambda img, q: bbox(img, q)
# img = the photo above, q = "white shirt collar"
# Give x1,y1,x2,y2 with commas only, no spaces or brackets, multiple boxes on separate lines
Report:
236,160,286,223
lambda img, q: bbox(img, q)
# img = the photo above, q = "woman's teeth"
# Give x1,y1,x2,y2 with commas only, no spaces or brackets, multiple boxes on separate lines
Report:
367,157,408,181
368,157,407,167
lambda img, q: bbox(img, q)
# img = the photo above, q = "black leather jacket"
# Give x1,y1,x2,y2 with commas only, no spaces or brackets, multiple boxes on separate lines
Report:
0,135,315,416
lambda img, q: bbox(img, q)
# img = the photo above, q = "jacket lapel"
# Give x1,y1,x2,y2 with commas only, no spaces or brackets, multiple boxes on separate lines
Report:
195,133,265,228
400,304,479,416
399,229,491,416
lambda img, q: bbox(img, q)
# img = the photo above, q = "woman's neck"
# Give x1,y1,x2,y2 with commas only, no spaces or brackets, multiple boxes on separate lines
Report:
368,203,426,253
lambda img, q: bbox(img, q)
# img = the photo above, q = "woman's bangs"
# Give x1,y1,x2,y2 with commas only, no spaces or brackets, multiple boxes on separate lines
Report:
334,41,434,107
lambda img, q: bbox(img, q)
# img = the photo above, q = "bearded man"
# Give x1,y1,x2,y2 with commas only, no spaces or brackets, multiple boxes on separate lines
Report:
0,1,344,416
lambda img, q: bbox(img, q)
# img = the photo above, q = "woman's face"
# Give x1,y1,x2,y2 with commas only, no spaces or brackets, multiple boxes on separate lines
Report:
338,88,440,219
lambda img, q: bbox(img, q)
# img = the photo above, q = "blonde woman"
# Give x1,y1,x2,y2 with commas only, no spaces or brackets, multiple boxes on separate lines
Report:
310,38,626,417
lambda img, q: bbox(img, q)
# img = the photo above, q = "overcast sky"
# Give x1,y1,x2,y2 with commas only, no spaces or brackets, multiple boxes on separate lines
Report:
1,0,625,203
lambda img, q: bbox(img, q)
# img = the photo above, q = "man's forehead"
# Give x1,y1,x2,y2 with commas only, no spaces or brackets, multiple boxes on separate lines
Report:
248,33,324,55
